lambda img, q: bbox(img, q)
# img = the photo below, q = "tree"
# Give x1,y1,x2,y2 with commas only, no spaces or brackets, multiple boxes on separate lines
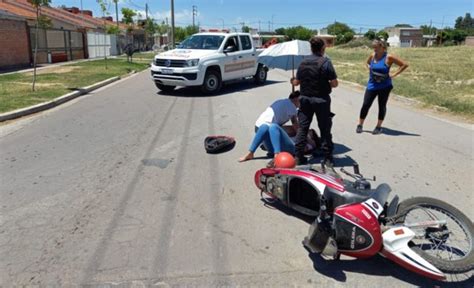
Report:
420,24,437,35
97,0,111,69
394,24,413,27
326,22,354,44
184,25,198,36
364,30,376,40
454,13,474,36
173,25,199,42
242,25,250,33
121,7,137,58
144,18,156,35
156,21,169,35
30,0,51,92
451,29,468,44
275,27,286,35
285,26,313,40
106,25,120,35
455,13,473,29
376,30,389,41
174,26,186,42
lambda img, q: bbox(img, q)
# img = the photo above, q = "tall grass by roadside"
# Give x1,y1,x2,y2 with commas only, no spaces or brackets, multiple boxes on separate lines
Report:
326,46,474,118
0,59,148,113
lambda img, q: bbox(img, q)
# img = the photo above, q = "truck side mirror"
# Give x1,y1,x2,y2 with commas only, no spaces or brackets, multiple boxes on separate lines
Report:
224,46,235,53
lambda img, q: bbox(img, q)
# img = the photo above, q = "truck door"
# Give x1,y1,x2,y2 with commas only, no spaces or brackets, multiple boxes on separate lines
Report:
222,36,245,81
238,35,258,77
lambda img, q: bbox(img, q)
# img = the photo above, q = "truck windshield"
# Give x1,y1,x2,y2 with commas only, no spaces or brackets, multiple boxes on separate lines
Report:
178,35,225,50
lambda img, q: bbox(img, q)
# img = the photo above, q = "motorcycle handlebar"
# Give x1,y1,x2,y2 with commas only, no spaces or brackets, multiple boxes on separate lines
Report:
340,167,376,182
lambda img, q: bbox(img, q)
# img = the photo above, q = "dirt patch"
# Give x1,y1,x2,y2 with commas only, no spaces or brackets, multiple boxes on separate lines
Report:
28,66,79,75
436,78,474,85
333,62,357,67
9,81,64,87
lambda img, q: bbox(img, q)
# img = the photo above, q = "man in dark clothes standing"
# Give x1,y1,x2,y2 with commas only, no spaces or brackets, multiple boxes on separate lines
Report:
291,36,338,166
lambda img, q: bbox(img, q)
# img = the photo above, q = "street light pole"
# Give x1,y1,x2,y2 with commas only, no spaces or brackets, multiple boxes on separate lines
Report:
171,0,175,49
192,5,197,30
218,18,224,30
271,14,275,32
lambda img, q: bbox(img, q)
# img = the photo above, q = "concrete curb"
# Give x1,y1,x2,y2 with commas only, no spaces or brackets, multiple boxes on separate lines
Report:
0,72,136,122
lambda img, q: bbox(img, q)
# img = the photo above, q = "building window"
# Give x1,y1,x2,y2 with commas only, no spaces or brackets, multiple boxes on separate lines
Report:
401,31,411,36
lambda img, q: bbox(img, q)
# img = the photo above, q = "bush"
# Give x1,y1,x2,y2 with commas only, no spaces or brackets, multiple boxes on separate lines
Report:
336,37,372,49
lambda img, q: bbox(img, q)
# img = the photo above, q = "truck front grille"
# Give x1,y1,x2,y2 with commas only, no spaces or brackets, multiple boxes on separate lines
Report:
155,59,187,67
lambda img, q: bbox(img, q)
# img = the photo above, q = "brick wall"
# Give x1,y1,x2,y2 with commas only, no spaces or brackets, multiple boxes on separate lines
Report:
465,36,474,46
0,19,30,69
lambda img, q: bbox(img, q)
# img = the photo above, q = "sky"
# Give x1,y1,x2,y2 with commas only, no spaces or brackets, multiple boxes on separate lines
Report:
51,0,473,32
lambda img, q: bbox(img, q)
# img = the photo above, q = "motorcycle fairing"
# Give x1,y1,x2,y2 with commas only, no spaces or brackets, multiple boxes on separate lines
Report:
333,198,383,258
256,168,344,192
380,227,446,281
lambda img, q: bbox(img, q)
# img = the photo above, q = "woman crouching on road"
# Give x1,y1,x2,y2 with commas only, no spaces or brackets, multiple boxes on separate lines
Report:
356,39,409,135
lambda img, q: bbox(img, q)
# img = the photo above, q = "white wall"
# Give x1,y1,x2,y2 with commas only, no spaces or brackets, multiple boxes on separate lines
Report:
87,32,118,58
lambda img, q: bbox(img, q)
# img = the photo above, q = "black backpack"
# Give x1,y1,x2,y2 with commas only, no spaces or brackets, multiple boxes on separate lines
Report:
204,136,236,154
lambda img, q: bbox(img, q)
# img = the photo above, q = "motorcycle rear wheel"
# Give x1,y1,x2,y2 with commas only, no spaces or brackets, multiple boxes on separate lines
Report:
395,197,474,273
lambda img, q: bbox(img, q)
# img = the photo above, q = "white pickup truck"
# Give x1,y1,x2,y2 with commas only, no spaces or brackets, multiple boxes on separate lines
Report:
150,32,267,94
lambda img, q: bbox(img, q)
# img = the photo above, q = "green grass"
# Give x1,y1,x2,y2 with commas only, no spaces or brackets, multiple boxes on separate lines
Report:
326,46,474,118
117,52,156,63
0,59,148,113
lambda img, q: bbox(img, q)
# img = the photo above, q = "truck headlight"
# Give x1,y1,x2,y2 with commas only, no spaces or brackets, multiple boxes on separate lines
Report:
186,59,199,67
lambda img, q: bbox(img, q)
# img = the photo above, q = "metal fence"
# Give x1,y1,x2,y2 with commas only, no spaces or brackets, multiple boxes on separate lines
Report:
87,31,112,58
29,27,84,63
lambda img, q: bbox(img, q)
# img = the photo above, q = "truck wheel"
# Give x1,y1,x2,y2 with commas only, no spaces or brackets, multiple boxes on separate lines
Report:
254,64,267,85
155,83,176,93
201,69,222,94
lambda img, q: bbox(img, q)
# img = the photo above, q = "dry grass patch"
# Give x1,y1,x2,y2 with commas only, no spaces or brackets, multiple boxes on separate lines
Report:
327,46,474,118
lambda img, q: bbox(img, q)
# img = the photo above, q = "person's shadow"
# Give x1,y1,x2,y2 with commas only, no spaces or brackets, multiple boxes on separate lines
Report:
308,144,355,168
359,127,420,136
306,249,474,287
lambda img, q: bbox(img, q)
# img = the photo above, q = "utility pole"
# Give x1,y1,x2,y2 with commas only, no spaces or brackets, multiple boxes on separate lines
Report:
268,21,270,32
271,14,275,32
258,20,261,32
114,0,119,28
192,5,197,30
145,3,148,20
80,0,84,26
171,0,175,49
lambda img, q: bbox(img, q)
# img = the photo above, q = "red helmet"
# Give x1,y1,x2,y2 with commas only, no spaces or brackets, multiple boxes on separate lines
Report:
274,152,296,168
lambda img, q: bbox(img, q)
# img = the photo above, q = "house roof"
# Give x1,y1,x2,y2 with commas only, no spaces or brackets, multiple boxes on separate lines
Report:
0,8,26,21
1,0,96,29
0,2,36,20
1,0,138,32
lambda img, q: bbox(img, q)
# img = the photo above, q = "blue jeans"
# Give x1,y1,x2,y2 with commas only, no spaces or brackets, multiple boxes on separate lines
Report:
249,124,295,155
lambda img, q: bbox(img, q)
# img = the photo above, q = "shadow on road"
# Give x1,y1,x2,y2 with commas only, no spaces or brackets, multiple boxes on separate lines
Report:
261,196,473,286
359,127,420,136
307,250,474,287
308,144,355,168
156,79,285,97
260,198,315,224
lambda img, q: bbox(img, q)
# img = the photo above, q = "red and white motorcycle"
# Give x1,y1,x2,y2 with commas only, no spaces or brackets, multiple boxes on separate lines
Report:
254,163,474,281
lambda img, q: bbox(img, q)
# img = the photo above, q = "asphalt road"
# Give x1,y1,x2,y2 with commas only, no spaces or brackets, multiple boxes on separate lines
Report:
1,69,473,287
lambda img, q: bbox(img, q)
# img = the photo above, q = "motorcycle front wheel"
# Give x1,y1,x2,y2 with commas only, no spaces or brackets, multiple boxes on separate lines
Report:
395,197,474,273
